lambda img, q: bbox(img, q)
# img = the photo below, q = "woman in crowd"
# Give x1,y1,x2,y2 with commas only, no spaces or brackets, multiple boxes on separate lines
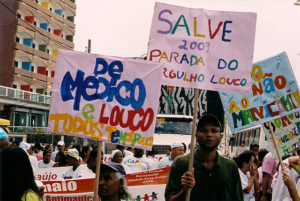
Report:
236,150,259,201
80,145,93,164
53,151,67,167
111,149,123,164
0,146,42,201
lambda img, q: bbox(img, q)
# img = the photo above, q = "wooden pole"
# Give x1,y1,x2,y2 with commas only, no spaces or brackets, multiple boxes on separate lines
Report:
93,141,102,201
185,88,199,201
267,121,284,171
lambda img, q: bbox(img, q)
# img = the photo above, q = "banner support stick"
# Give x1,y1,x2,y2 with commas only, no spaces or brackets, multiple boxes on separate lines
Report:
185,88,199,201
93,141,102,201
267,121,284,171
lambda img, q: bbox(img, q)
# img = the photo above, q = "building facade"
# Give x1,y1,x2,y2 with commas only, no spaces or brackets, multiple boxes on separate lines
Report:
0,0,76,143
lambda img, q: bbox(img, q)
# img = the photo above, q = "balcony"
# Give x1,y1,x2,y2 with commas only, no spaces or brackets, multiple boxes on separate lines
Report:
0,85,51,104
8,126,51,134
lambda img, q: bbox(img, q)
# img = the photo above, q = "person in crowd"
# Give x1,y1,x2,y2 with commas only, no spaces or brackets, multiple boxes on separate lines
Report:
33,143,44,161
236,150,259,201
257,149,269,200
80,145,93,164
271,155,300,201
98,162,131,201
111,149,124,164
64,148,90,178
87,148,104,174
250,143,259,158
158,142,185,168
165,114,243,201
166,146,171,156
122,148,151,173
146,146,159,170
38,150,55,168
282,171,300,201
53,151,67,167
44,144,52,153
12,140,20,147
117,145,133,158
20,141,39,169
0,127,9,151
0,146,42,201
260,152,279,201
51,140,65,161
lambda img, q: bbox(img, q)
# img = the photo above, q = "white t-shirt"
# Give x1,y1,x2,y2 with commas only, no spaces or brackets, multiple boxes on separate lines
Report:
271,159,299,201
158,156,173,168
29,155,39,169
123,150,133,158
147,156,159,170
122,155,151,173
238,169,255,201
38,160,55,168
63,164,95,179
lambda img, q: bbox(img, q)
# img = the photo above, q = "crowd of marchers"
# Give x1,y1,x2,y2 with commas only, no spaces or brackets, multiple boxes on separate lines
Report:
1,114,300,201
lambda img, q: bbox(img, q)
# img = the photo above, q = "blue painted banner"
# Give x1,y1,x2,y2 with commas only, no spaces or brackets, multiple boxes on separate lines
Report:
220,52,300,133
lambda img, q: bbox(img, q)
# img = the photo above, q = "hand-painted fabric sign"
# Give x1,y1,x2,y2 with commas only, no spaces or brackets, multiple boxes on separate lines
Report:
147,2,257,93
48,50,163,150
262,112,300,159
220,52,300,133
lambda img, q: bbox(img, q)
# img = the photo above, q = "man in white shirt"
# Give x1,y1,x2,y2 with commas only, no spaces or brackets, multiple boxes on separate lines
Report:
64,148,86,179
38,150,55,168
158,142,185,168
146,147,159,170
122,148,151,173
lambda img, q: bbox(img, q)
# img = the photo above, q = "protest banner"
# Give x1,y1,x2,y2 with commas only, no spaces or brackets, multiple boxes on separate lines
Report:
48,49,163,150
41,167,170,201
262,112,300,159
35,167,72,181
147,2,256,93
220,52,300,133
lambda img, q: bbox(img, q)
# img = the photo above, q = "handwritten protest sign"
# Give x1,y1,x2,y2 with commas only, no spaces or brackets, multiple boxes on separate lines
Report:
48,50,163,149
262,112,300,159
220,52,300,133
40,167,170,201
147,2,256,93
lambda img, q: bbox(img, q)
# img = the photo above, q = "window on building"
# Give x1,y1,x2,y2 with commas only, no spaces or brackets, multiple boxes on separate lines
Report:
48,28,51,32
30,88,33,92
13,85,17,89
16,37,19,43
46,70,48,76
14,61,18,67
17,13,21,18
47,49,49,54
31,66,34,72
32,43,35,49
34,21,37,26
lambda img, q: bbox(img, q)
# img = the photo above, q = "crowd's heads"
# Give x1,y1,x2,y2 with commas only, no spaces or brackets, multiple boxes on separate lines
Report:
196,114,223,153
111,149,123,164
80,145,92,162
65,149,80,166
33,142,43,153
0,146,38,201
170,142,185,160
43,150,52,164
99,162,130,201
133,148,144,158
250,143,259,156
55,151,66,166
258,149,269,165
0,127,9,150
57,141,65,152
146,146,156,157
236,150,256,169
19,141,32,155
87,148,104,173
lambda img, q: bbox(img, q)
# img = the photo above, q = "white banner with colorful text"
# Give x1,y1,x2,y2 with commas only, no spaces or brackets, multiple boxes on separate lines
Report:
48,50,163,150
147,2,257,93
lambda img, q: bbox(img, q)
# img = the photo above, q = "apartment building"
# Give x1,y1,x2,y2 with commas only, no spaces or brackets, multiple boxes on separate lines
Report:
0,0,76,142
